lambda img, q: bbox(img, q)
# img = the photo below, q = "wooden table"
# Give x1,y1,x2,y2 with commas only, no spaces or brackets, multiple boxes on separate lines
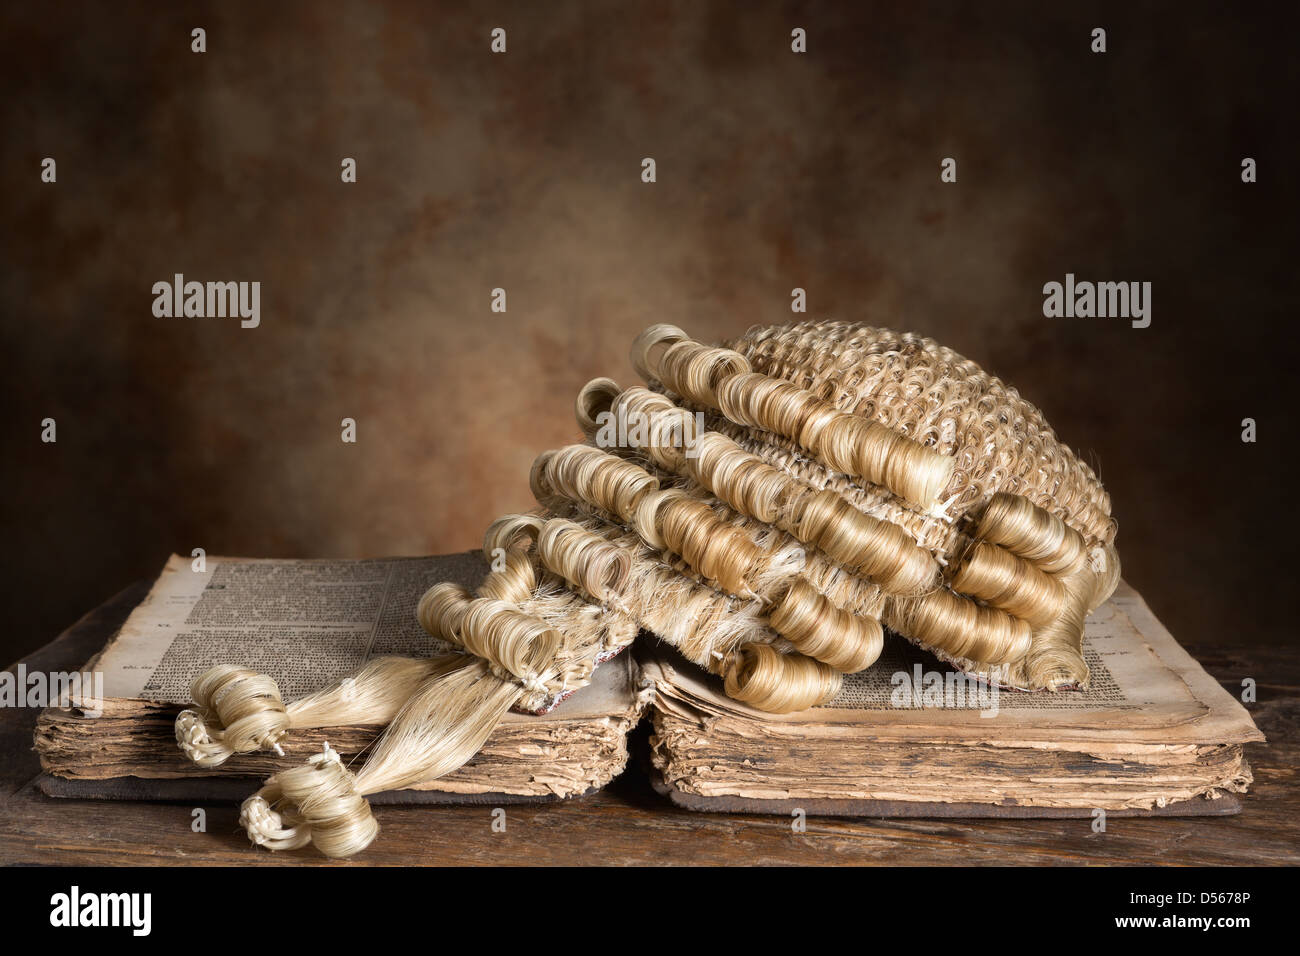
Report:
2,583,1295,866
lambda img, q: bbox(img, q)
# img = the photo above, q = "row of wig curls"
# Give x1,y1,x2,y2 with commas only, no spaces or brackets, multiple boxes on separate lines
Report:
530,440,884,705
417,513,637,691
592,327,1111,677
573,377,1045,671
630,324,957,509
888,491,1104,677
578,378,940,597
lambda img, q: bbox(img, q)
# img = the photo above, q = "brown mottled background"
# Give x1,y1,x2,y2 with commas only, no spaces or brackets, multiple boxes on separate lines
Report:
1,1,1295,662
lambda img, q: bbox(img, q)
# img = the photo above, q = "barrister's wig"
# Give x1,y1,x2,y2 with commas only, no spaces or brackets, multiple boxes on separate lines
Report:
176,320,1119,857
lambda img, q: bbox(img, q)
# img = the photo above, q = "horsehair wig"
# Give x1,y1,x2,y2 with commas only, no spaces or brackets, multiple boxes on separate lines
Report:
179,318,1118,858
621,322,1118,688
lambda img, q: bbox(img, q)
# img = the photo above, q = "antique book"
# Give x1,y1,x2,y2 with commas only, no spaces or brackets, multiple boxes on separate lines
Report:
34,557,1262,819
642,581,1263,816
34,553,648,803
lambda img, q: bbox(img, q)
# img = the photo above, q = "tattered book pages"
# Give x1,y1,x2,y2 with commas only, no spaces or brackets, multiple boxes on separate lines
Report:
99,554,463,701
37,558,1263,811
37,554,647,799
646,582,1261,746
645,582,1262,809
89,553,635,721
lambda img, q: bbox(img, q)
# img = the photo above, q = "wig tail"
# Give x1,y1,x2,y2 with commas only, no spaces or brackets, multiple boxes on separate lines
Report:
240,655,519,858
